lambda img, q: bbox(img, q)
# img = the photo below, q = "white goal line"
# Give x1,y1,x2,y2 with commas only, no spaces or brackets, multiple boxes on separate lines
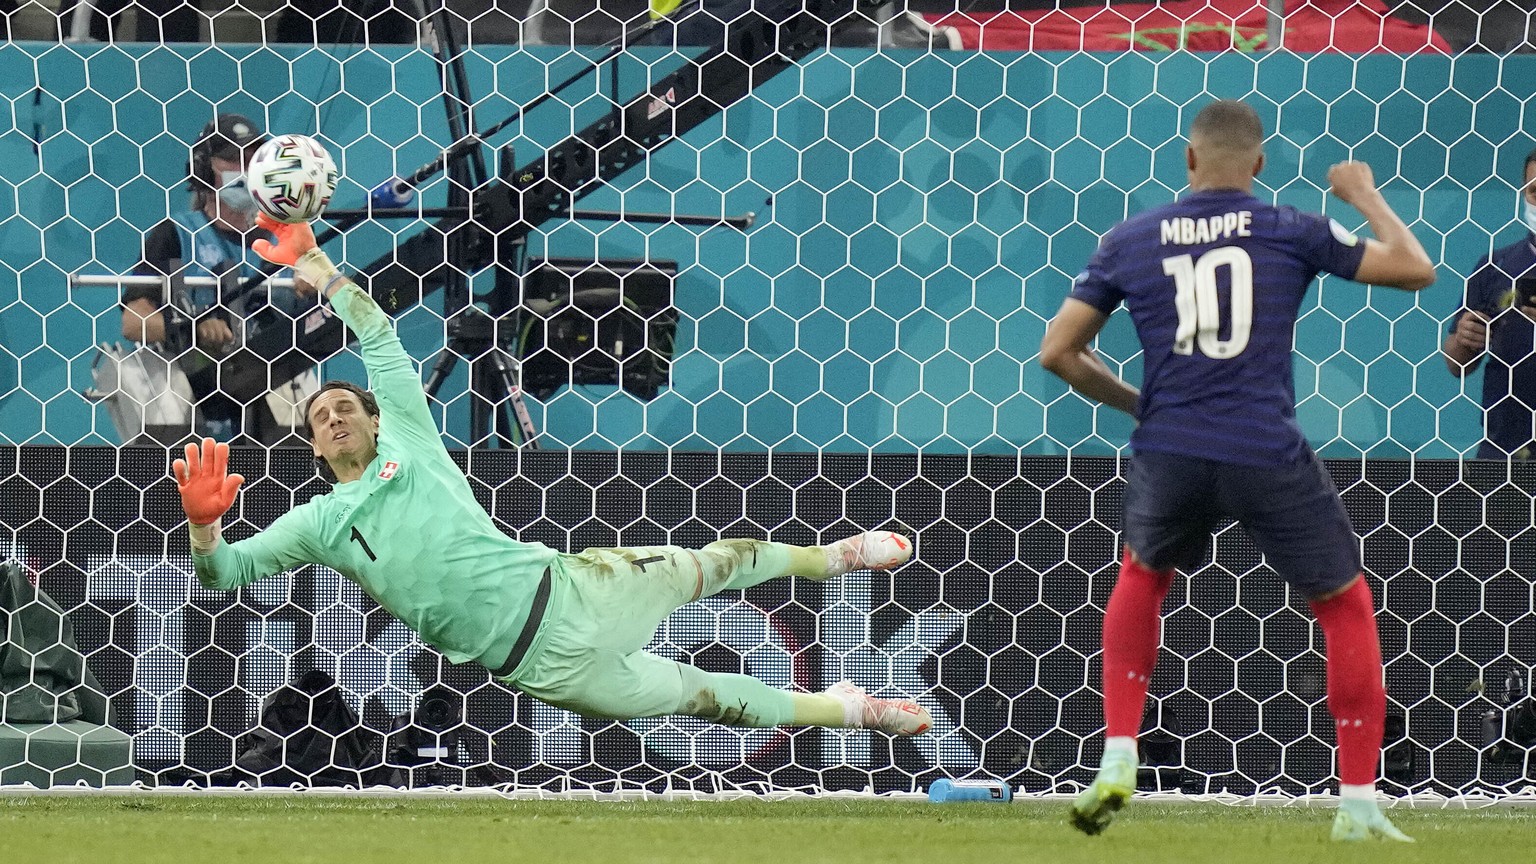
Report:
4,783,1536,809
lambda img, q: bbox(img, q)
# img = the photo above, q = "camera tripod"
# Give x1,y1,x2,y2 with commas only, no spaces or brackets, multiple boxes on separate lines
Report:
406,0,529,448
423,311,540,447
421,237,541,449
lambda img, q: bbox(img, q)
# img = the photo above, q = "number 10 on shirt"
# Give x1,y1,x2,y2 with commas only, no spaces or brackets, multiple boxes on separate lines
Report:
1164,246,1254,359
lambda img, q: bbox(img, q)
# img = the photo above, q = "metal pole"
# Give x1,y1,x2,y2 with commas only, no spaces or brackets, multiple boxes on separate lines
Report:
523,0,549,46
71,274,297,290
566,208,756,230
1265,0,1284,51
875,2,894,50
68,0,97,42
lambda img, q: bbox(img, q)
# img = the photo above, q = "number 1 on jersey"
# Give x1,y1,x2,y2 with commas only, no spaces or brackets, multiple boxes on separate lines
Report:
1163,246,1254,359
350,526,377,562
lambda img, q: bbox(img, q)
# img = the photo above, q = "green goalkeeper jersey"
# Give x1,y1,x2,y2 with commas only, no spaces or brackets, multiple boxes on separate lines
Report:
192,281,558,670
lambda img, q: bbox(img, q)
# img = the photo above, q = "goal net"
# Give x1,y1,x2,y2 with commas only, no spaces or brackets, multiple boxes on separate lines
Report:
0,0,1533,795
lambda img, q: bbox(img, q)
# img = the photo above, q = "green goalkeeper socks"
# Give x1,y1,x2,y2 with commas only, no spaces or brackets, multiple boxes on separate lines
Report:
735,541,829,581
693,540,857,591
785,545,833,579
789,693,849,728
680,690,851,729
675,664,798,727
696,540,824,590
673,666,854,729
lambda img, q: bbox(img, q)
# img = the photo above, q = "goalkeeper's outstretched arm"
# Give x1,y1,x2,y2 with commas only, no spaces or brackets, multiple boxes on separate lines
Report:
253,214,438,442
174,437,315,590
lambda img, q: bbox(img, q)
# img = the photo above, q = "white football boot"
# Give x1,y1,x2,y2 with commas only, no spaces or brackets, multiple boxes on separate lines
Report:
824,531,913,577
824,681,932,736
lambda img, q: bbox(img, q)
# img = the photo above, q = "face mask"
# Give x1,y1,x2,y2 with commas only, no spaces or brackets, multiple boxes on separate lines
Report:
216,170,256,215
1523,198,1536,235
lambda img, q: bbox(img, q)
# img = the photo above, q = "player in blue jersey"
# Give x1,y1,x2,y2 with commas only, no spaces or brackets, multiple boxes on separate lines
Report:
1443,147,1536,458
1040,100,1435,842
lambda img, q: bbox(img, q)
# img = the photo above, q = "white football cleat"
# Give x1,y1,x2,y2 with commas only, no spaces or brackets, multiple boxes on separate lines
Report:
824,681,932,736
825,531,913,577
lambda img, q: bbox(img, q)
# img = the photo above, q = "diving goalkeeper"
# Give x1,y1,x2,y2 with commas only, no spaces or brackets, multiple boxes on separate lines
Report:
173,213,930,736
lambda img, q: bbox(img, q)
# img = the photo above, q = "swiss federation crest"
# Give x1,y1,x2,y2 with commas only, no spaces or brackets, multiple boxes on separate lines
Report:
378,460,399,480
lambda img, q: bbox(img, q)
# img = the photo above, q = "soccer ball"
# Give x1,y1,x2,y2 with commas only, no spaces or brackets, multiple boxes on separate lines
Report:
247,134,338,224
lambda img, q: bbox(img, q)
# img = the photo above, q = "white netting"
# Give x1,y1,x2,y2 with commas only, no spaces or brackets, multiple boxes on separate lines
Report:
0,0,1534,796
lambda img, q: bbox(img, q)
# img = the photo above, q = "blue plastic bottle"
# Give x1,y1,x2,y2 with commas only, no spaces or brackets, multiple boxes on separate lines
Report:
927,778,1013,803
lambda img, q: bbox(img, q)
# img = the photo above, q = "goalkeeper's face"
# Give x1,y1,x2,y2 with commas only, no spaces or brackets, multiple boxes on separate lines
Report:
307,389,381,468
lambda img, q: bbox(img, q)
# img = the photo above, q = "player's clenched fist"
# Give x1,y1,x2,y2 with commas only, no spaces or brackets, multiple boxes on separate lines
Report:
172,437,245,526
1327,161,1379,207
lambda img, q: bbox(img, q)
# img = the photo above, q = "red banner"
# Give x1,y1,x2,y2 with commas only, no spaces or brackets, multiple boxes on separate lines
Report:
924,0,1450,53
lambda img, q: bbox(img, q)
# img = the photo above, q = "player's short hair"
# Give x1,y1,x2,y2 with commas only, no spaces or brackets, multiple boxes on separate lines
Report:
1524,146,1536,180
1189,99,1265,154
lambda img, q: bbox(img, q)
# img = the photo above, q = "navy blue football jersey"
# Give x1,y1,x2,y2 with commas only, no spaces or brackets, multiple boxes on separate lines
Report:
1450,235,1536,458
1070,189,1367,466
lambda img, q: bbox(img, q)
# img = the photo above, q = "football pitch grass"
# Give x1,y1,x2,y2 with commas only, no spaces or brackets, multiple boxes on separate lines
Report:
3,794,1532,863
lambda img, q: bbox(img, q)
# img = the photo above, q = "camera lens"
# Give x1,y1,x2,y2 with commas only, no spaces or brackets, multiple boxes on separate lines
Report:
419,695,454,729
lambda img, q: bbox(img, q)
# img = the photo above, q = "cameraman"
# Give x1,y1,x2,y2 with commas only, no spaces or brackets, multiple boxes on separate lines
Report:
1444,147,1536,460
120,113,316,444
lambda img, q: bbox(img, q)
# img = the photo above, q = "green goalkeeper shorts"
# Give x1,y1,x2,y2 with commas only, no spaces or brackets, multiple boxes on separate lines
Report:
504,540,791,720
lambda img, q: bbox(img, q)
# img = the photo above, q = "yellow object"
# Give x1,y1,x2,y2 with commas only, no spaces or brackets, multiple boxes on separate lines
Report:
649,0,682,20
789,693,847,727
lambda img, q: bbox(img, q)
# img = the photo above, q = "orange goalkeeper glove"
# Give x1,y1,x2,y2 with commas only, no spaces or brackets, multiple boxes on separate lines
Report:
172,437,245,526
252,212,339,289
251,212,316,266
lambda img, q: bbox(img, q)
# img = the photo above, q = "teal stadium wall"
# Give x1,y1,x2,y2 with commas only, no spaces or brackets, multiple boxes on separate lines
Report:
0,43,1529,455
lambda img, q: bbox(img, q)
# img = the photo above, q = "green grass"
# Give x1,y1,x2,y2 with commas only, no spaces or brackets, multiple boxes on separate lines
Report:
2,795,1532,864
